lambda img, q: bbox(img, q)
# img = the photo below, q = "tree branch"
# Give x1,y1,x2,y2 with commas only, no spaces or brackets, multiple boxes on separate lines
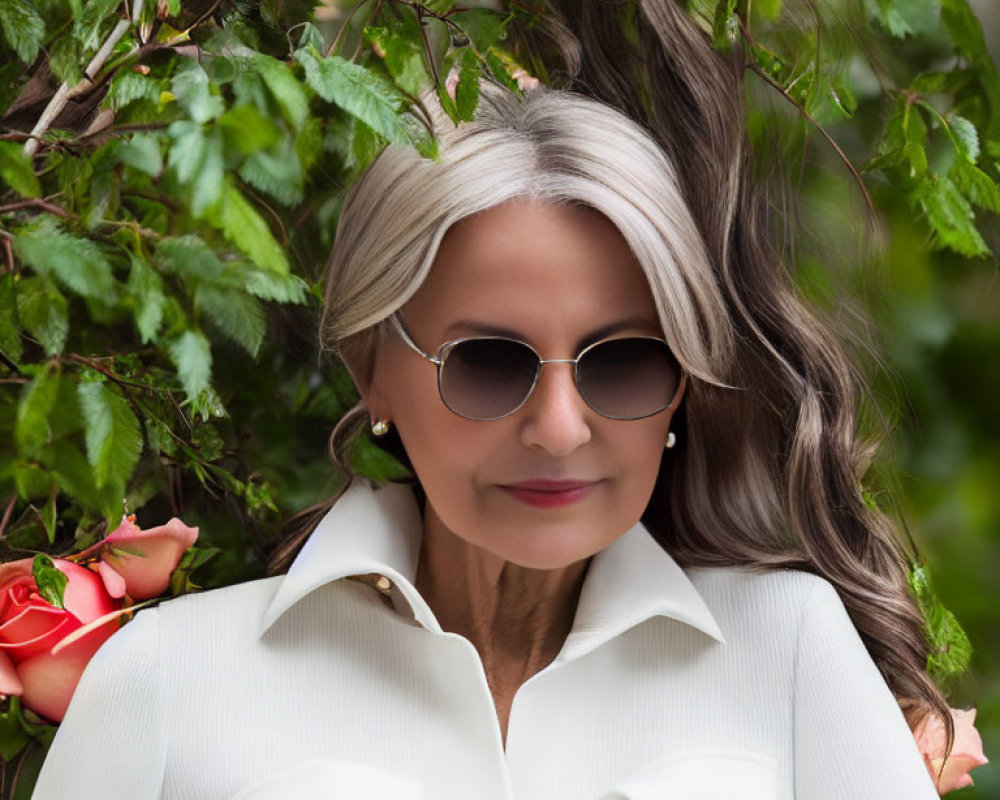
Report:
24,0,146,157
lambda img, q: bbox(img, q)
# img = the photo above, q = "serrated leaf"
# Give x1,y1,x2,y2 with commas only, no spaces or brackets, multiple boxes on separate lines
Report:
16,276,68,355
168,329,212,399
14,461,51,499
449,7,507,50
0,0,45,64
211,182,289,274
365,25,431,97
238,140,304,206
254,53,309,129
296,46,411,144
127,253,165,343
167,121,224,217
455,47,480,122
915,174,989,257
951,158,1000,213
16,361,61,457
108,72,161,111
74,0,122,51
941,0,993,68
117,133,163,176
948,114,980,162
0,274,22,363
171,61,224,124
195,284,266,357
32,554,67,609
43,439,120,520
348,116,384,172
217,105,280,155
13,217,115,301
243,269,308,303
77,380,143,491
154,235,224,280
49,34,82,84
0,141,40,197
39,490,57,543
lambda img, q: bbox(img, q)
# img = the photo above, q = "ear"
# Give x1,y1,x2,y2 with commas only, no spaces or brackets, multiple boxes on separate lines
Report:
339,332,391,424
667,371,688,415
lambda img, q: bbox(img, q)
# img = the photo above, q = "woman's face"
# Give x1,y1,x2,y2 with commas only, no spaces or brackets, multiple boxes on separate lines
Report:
364,199,684,570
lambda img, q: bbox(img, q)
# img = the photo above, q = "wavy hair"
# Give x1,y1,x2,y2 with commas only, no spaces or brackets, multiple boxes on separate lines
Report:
270,0,951,760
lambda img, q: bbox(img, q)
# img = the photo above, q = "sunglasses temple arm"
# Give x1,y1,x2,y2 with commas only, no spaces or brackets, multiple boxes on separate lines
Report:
390,315,441,364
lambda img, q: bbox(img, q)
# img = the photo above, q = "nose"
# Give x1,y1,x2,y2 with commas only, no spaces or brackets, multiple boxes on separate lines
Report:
518,361,592,456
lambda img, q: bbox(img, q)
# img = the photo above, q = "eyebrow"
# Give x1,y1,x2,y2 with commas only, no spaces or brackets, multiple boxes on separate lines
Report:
442,316,662,347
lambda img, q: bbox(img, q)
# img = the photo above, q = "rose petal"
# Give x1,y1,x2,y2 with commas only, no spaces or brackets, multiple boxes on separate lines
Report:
55,559,119,623
16,617,119,722
0,607,78,663
0,648,23,696
96,560,127,599
915,707,989,794
102,518,198,600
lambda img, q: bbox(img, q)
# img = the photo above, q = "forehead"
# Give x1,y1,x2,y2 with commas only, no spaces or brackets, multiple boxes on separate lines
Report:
404,199,660,335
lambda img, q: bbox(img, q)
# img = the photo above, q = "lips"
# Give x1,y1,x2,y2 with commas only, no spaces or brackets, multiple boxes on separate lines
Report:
499,479,600,508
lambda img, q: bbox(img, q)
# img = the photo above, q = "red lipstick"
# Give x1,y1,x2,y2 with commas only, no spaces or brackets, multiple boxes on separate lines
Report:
500,479,599,508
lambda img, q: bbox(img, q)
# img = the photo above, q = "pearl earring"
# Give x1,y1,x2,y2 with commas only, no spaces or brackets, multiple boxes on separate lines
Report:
665,431,676,449
371,418,390,436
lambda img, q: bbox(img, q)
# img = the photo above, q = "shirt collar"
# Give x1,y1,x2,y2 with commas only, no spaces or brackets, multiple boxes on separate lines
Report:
260,480,725,652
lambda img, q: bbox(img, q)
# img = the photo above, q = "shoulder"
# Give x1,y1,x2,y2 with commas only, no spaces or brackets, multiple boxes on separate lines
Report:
684,565,849,645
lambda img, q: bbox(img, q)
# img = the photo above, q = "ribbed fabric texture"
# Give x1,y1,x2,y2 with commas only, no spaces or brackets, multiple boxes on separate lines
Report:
31,484,940,800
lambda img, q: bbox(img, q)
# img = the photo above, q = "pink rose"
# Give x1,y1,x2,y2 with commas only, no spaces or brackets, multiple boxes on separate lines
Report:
77,516,199,601
0,559,124,722
914,707,989,793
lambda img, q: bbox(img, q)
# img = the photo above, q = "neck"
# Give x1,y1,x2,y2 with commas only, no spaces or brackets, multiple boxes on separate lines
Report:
414,505,588,742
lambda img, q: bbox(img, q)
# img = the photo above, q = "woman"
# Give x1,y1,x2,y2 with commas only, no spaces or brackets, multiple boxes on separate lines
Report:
33,8,952,800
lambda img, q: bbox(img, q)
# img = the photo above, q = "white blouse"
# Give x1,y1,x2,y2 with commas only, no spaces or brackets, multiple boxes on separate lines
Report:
32,480,938,800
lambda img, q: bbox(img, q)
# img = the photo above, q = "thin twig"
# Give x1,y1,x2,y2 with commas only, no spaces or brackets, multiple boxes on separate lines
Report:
0,493,17,539
24,0,146,157
0,198,72,218
739,18,874,218
325,0,373,58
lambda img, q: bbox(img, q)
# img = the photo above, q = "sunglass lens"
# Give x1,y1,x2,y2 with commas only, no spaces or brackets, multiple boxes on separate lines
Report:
440,338,538,419
578,338,679,419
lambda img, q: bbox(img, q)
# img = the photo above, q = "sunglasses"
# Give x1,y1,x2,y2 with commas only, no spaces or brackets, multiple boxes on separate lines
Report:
389,315,683,421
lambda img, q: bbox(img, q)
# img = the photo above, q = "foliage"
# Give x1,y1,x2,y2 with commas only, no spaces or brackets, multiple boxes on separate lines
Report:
0,0,998,797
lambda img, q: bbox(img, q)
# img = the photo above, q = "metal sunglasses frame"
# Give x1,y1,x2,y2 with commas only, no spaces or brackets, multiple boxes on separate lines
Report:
388,314,683,422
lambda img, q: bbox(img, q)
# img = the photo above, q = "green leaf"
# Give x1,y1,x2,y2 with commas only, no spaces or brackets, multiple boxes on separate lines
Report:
16,361,61,457
39,491,57,543
77,380,143,492
32,554,67,610
14,461,52,500
13,217,115,301
108,72,161,111
154,235,224,281
243,270,308,304
211,182,289,274
44,439,119,519
712,0,738,49
867,0,939,38
941,0,993,68
168,329,212,399
16,276,68,356
117,133,163,177
948,114,980,163
167,121,225,217
349,433,411,482
0,707,30,762
171,61,224,124
0,141,40,198
238,139,304,206
127,253,165,343
951,158,1000,213
217,105,280,155
908,561,973,686
195,285,266,357
296,46,411,144
254,53,309,129
0,0,45,64
0,274,22,363
74,0,121,51
455,47,480,122
914,174,989,257
449,7,508,50
365,25,431,97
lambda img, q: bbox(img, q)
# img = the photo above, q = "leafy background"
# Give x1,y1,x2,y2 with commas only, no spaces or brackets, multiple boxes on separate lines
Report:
0,0,997,797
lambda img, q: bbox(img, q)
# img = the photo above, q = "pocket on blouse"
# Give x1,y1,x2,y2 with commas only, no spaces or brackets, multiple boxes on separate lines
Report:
228,759,425,800
599,747,778,800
